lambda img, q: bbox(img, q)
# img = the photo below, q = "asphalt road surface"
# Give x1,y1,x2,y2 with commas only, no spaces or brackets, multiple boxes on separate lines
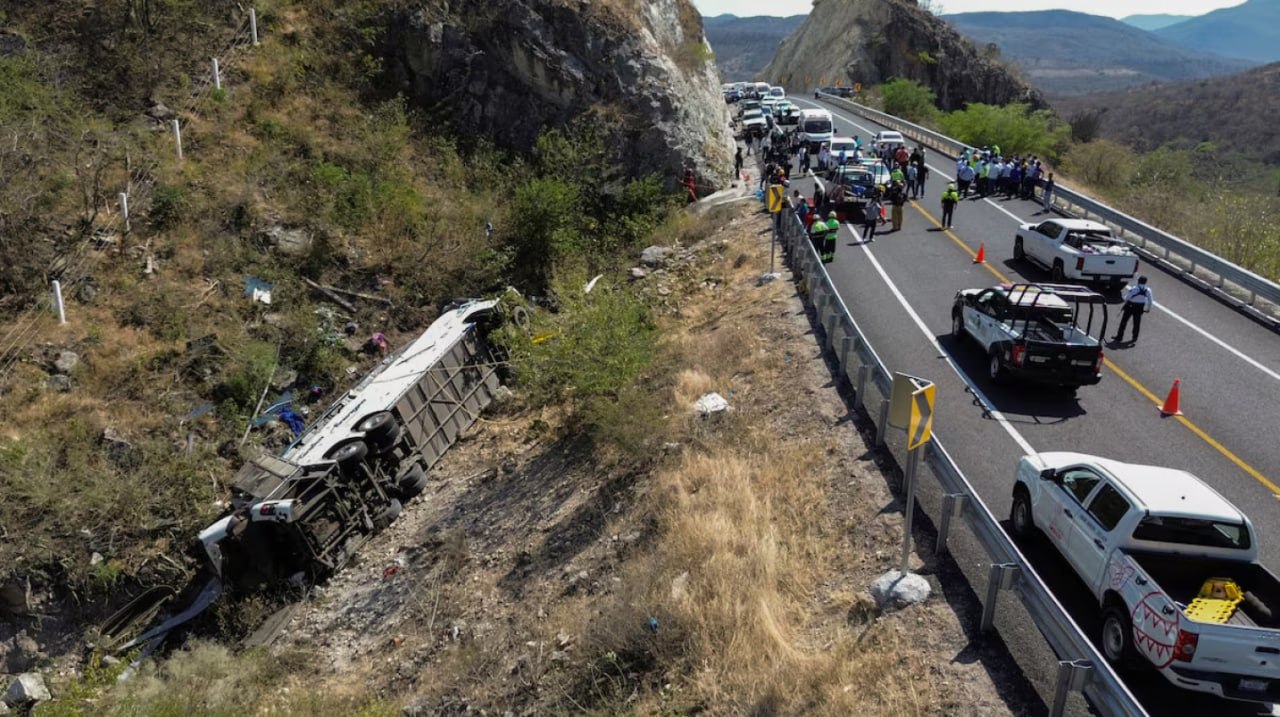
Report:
769,97,1280,716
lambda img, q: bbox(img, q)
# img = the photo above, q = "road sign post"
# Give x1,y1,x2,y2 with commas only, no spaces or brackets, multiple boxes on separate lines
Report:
888,373,935,572
768,184,784,274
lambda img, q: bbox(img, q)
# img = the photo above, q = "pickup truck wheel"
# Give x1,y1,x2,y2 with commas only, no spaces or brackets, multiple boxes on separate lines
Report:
1101,605,1140,669
1051,261,1066,282
951,312,965,338
1010,491,1034,538
325,439,369,475
988,351,1007,384
1013,238,1026,261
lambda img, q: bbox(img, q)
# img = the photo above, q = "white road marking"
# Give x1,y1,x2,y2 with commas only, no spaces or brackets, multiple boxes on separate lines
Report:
849,226,1038,456
797,97,1280,384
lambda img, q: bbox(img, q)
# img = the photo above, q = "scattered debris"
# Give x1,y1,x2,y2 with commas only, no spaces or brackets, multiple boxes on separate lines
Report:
244,276,273,305
90,552,104,567
758,272,782,285
869,570,932,610
583,274,604,294
0,633,41,673
4,673,51,706
629,267,648,280
260,225,314,257
303,277,356,313
670,571,690,601
693,392,730,415
47,375,72,392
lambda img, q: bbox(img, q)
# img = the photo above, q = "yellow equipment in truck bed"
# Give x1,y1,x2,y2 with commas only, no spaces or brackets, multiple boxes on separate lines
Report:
1185,578,1244,624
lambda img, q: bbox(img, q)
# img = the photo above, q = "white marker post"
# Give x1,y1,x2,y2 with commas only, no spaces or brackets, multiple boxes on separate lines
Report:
213,58,221,91
250,9,259,46
119,192,130,233
51,280,67,324
172,119,183,160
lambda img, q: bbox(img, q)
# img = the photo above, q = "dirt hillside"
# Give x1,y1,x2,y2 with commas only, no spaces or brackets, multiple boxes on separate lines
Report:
261,199,1034,715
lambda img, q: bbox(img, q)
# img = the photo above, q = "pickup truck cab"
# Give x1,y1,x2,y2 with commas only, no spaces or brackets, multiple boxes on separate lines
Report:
1013,452,1280,704
952,283,1107,389
740,109,767,138
1015,219,1139,288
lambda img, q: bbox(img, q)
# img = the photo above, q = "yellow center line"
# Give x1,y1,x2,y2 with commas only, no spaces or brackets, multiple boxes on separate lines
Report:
908,200,1280,496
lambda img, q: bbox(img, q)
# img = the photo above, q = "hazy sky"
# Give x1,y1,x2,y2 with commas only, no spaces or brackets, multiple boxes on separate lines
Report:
691,0,1246,19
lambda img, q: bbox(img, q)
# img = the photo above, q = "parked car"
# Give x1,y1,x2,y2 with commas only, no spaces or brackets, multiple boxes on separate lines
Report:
1012,452,1280,704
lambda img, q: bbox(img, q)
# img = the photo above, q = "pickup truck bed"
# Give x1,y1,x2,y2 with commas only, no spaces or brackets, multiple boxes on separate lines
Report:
1132,552,1280,628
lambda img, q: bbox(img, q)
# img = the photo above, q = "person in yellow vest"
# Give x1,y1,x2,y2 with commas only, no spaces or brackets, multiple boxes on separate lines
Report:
821,212,840,263
940,183,959,229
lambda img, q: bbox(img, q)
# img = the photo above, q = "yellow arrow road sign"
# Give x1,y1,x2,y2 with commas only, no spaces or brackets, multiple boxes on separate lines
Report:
908,382,935,450
768,184,784,214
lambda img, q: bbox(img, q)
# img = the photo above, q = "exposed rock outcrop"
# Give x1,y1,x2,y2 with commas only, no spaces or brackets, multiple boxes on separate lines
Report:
764,0,1039,110
376,0,734,191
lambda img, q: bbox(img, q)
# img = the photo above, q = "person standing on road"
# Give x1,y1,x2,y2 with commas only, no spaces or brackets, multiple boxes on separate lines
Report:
888,181,907,232
1041,173,1056,212
957,162,975,198
821,212,840,263
940,182,959,229
793,189,809,227
813,182,826,217
1112,276,1154,344
916,162,929,198
861,197,882,242
734,146,743,179
906,164,919,199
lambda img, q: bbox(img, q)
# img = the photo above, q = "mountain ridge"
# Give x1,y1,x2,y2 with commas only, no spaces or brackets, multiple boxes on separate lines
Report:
703,14,807,80
944,9,1255,96
1155,0,1280,64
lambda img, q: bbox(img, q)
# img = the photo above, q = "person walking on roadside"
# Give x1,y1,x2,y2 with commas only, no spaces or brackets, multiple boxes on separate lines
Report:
916,162,929,198
906,164,919,199
1041,173,1056,213
861,197,882,242
734,146,744,180
940,182,959,229
813,182,826,217
888,181,907,232
1112,276,1154,344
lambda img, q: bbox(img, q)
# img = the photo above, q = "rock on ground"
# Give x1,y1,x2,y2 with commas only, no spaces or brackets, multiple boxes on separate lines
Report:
4,673,51,705
869,570,932,610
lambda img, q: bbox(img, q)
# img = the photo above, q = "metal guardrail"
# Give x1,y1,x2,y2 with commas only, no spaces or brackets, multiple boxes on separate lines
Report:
814,93,1280,330
775,207,1147,717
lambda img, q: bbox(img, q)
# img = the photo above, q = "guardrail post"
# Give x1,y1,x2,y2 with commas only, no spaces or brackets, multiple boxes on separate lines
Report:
980,563,1019,633
936,492,967,555
1050,660,1093,717
825,313,838,351
855,364,869,408
840,336,852,376
875,398,890,447
899,446,921,572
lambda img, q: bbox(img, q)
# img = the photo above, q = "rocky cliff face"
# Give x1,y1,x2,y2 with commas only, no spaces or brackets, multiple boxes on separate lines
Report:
376,0,734,191
764,0,1038,111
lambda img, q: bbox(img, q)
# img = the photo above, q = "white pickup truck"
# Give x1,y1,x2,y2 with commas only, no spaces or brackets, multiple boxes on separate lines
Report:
1014,219,1139,288
1012,452,1280,704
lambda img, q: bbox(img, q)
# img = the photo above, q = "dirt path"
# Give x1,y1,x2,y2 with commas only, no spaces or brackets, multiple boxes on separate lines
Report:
274,200,1037,716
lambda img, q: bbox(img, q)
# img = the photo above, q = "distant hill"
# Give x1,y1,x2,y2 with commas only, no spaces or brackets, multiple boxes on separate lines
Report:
703,14,806,81
1156,0,1280,64
1121,14,1191,31
1051,62,1280,165
945,10,1256,96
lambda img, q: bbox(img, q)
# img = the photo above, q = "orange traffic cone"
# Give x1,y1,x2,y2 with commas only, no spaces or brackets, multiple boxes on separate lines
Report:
1159,379,1183,417
973,242,986,264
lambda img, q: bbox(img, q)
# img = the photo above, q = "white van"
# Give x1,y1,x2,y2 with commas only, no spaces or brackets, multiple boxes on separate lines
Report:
768,86,786,99
798,109,834,146
874,130,906,149
753,81,771,98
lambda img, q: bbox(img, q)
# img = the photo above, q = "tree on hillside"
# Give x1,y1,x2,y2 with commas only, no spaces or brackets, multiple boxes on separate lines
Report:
939,103,1068,161
879,78,937,124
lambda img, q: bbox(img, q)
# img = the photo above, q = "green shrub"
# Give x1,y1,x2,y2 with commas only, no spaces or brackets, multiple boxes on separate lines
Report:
1060,140,1135,189
878,78,938,124
939,103,1069,161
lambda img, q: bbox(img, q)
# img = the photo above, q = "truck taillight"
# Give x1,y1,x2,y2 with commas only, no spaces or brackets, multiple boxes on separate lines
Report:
1174,629,1199,662
1094,350,1104,373
1011,345,1025,367
1076,257,1085,271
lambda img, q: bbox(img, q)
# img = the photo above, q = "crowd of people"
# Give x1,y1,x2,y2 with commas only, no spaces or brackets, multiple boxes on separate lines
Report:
953,146,1055,212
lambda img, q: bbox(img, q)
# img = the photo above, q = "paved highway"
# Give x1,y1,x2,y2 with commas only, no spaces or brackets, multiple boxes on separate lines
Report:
777,97,1280,716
